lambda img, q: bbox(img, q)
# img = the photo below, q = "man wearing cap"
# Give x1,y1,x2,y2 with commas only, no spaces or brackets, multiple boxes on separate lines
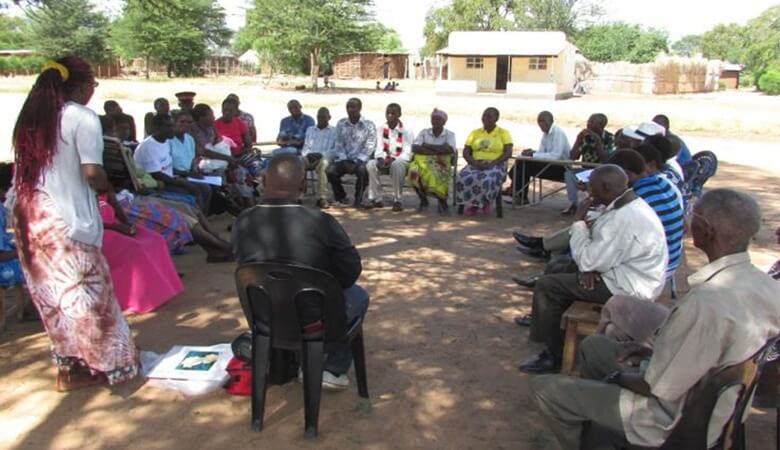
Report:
618,121,665,149
172,91,196,115
510,111,571,204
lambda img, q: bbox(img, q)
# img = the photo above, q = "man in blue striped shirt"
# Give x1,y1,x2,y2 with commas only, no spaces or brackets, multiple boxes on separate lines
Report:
609,147,685,275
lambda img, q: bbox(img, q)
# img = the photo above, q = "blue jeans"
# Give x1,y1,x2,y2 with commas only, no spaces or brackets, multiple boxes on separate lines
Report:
324,285,370,375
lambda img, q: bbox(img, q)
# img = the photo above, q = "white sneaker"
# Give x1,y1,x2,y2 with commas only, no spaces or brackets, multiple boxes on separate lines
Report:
321,371,349,391
297,368,350,391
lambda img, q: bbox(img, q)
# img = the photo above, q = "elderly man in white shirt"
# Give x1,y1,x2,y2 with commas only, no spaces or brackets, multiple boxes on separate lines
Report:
518,165,667,374
530,188,780,450
511,111,572,204
366,103,414,212
301,106,336,209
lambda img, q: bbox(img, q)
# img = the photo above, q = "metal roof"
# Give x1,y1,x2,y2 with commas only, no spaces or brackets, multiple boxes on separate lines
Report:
437,31,573,56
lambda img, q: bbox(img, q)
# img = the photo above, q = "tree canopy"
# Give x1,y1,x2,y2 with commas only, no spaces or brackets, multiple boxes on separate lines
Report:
240,0,405,88
25,0,110,63
110,0,230,78
0,13,31,49
422,0,602,56
574,23,668,63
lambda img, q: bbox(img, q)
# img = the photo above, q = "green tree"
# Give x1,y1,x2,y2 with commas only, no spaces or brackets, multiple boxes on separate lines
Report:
698,23,747,63
516,0,603,35
110,0,230,78
0,14,32,49
422,0,517,56
25,0,110,63
574,23,668,63
671,34,702,57
242,0,374,89
742,5,780,83
363,23,406,53
422,0,602,56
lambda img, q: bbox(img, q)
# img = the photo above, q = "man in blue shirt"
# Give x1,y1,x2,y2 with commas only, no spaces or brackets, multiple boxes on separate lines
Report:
652,114,692,165
609,147,685,276
274,99,315,156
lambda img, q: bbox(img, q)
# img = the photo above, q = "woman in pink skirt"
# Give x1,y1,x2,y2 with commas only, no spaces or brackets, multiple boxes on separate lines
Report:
99,192,183,313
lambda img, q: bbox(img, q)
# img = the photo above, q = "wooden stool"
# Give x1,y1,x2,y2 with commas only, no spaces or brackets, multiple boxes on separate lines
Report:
560,301,602,375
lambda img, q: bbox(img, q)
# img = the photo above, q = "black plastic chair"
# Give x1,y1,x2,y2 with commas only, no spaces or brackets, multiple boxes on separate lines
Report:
235,262,369,438
616,335,780,450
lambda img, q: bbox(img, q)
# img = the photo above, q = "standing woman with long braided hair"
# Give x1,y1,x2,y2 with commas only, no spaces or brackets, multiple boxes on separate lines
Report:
11,56,138,391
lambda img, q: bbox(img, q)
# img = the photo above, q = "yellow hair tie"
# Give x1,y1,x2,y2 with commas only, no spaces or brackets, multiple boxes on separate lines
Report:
41,60,69,82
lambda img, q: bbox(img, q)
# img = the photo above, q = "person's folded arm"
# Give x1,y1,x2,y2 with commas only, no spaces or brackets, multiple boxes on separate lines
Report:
569,219,629,273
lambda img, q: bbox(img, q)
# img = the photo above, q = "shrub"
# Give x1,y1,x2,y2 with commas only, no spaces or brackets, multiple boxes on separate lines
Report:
758,70,780,95
718,80,728,91
739,71,755,87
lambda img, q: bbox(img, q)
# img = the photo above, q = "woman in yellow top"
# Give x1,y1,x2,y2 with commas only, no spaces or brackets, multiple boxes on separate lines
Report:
455,107,513,216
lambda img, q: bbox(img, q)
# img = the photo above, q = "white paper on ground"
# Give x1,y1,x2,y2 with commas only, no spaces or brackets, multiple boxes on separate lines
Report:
143,344,231,396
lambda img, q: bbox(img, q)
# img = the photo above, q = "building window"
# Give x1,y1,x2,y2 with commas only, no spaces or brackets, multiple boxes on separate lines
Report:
466,57,484,69
528,57,548,70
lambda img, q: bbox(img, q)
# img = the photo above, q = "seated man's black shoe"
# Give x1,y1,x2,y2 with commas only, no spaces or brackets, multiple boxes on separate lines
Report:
512,275,540,289
518,350,561,374
514,314,532,327
516,246,550,260
513,231,544,250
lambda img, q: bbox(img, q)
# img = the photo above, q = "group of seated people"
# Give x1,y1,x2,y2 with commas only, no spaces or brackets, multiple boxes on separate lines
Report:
97,92,780,442
491,119,780,447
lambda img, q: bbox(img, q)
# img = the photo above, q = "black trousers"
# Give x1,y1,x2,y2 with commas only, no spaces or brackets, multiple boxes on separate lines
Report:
511,160,567,200
326,160,368,203
529,272,612,360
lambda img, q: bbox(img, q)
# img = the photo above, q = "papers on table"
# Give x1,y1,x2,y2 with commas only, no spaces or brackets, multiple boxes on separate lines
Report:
575,169,594,183
187,175,223,186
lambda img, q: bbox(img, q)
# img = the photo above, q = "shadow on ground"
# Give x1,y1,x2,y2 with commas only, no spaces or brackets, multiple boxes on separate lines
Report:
0,161,778,449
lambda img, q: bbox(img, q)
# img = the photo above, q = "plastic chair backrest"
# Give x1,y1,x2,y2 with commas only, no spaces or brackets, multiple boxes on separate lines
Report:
688,151,718,198
235,262,349,351
660,335,780,450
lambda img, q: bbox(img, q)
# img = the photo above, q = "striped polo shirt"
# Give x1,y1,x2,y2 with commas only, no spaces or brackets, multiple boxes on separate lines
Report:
633,174,685,275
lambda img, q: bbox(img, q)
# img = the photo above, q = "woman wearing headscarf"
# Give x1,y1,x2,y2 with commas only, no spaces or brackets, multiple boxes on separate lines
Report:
407,109,457,215
11,56,138,391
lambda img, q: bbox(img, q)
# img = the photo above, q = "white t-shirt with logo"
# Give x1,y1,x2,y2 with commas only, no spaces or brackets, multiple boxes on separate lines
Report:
38,101,104,246
134,136,174,177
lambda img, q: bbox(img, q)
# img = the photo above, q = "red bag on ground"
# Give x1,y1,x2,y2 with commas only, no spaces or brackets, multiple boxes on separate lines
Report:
225,357,251,396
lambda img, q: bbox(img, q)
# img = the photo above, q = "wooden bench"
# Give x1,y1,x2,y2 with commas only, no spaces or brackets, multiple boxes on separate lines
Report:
0,286,28,333
560,301,603,375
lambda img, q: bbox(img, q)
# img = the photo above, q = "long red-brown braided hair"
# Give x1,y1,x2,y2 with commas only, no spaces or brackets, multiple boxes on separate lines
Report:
12,55,95,200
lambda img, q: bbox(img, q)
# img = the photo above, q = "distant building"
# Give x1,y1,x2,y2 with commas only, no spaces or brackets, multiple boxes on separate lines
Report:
719,63,743,90
333,52,409,80
435,31,578,99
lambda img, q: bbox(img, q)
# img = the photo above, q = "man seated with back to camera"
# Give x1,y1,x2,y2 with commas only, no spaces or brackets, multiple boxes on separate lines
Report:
232,155,370,391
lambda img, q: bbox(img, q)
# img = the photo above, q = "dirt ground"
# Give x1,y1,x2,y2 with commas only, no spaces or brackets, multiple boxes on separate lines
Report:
0,159,778,450
1,78,780,449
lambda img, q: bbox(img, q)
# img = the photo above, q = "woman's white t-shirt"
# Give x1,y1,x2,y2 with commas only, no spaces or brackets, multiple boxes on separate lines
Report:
38,102,104,247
